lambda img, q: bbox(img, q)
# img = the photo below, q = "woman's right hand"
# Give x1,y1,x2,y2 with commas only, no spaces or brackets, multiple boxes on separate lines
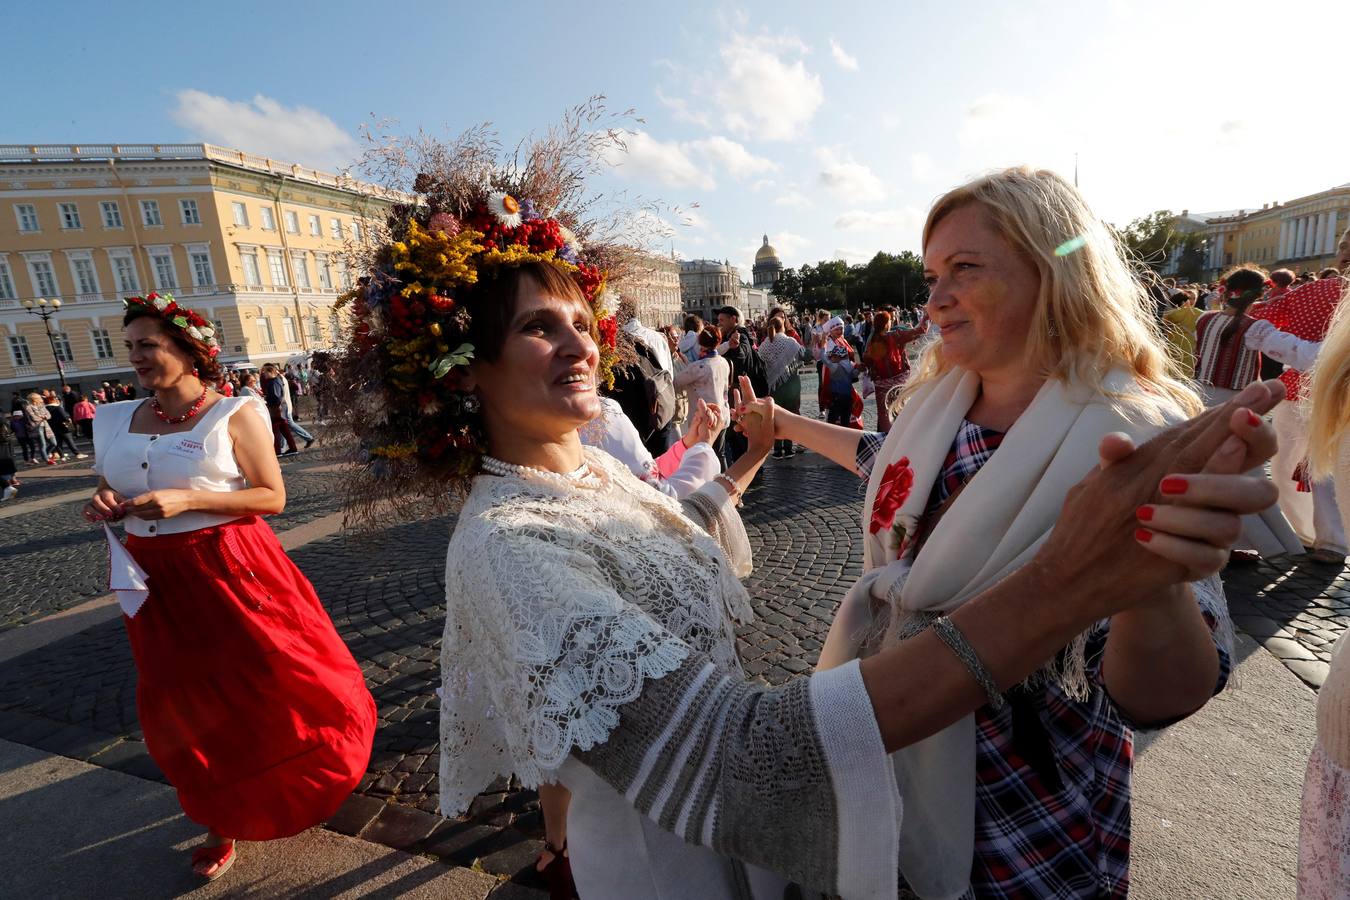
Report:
84,487,127,522
1032,379,1283,618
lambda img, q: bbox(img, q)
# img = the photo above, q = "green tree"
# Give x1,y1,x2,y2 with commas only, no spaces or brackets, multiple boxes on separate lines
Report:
1120,210,1188,274
774,267,803,308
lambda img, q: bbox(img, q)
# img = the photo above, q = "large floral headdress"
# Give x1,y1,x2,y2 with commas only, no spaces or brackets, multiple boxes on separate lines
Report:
337,101,651,520
123,292,219,355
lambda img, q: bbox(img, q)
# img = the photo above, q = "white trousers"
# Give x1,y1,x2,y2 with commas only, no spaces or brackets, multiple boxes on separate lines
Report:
1272,401,1348,554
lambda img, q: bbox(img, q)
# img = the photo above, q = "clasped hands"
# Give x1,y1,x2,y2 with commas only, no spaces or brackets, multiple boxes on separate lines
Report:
84,488,194,522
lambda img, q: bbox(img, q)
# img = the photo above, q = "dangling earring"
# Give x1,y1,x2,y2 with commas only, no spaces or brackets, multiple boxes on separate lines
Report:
192,367,200,378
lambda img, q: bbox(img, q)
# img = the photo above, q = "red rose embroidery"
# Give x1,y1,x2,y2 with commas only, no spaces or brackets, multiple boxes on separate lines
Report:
870,456,913,535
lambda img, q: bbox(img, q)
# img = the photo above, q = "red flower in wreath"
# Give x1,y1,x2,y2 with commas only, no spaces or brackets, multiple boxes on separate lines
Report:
869,456,913,536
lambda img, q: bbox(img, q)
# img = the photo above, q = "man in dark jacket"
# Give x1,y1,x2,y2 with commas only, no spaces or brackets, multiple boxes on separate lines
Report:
715,305,767,466
262,364,299,455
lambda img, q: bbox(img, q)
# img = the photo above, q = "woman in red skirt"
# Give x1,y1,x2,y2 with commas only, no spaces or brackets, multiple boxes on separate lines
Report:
84,293,376,880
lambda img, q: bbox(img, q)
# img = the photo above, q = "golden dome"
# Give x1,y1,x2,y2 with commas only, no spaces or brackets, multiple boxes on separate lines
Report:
755,234,780,263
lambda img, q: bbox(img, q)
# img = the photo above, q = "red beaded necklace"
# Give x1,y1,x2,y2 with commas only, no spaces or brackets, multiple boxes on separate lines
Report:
150,388,209,424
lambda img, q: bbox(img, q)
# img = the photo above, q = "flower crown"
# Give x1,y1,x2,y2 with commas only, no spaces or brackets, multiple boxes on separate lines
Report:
341,177,622,485
124,293,219,356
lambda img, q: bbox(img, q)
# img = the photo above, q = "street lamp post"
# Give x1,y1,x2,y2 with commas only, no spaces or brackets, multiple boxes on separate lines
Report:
20,298,69,392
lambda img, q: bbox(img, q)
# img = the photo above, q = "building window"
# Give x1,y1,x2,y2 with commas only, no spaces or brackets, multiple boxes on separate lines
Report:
110,253,139,293
330,218,342,239
140,200,162,227
232,202,249,227
349,221,362,241
100,201,123,229
335,257,351,289
266,250,288,287
150,250,178,290
308,214,321,236
329,312,341,343
260,207,276,231
8,335,32,367
316,255,332,290
240,250,262,286
180,199,201,225
213,319,227,347
257,316,275,346
14,204,39,233
284,210,299,234
29,259,59,296
58,202,82,230
282,314,298,345
292,254,311,289
70,256,100,295
52,331,74,364
91,328,115,360
304,315,321,343
0,261,14,300
189,248,214,287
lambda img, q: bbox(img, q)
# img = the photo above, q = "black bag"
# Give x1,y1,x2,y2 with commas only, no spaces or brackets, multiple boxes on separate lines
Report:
609,339,677,440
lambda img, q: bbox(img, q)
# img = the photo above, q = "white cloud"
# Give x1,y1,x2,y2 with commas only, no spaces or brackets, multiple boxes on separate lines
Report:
740,231,811,271
816,148,886,199
688,136,778,179
773,191,814,209
602,131,715,190
829,39,859,71
661,33,824,142
833,207,925,232
679,207,711,230
909,153,936,181
880,114,900,132
751,179,777,193
170,90,360,171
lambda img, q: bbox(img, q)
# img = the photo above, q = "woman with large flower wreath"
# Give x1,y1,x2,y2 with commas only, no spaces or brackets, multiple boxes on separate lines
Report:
339,122,1288,898
84,293,376,880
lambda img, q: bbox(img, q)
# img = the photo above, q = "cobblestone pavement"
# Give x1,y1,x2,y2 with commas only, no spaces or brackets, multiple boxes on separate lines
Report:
0,374,1343,892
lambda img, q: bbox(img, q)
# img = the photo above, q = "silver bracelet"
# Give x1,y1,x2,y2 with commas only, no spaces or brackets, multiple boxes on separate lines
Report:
932,615,1006,709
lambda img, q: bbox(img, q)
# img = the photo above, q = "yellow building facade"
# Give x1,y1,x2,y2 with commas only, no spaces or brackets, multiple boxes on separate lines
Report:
1176,184,1350,279
0,143,395,393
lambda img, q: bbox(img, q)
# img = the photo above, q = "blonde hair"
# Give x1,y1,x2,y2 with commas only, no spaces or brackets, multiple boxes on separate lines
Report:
899,166,1200,422
1307,263,1350,479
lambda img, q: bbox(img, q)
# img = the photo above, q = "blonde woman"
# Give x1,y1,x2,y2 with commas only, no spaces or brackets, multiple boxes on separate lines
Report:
1297,294,1350,899
769,167,1258,897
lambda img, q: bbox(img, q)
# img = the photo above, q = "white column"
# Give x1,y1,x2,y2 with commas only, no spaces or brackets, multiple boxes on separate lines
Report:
1295,217,1307,257
1315,213,1326,256
1330,211,1341,255
1279,220,1290,258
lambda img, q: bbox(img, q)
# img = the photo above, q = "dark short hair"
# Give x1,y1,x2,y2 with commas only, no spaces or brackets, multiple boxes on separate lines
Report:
1320,267,1341,279
122,306,222,382
683,314,701,332
1270,268,1296,288
467,262,590,363
1224,267,1267,294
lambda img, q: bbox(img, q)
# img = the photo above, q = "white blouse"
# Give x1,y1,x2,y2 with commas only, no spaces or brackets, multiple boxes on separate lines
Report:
92,396,271,537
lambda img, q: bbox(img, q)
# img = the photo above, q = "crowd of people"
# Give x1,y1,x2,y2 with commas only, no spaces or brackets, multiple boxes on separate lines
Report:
48,133,1348,900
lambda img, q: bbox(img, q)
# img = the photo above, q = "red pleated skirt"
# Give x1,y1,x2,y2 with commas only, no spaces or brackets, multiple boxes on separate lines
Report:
123,516,376,841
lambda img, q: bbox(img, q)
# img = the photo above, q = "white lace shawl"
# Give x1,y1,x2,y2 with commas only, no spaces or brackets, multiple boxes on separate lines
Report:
438,448,755,816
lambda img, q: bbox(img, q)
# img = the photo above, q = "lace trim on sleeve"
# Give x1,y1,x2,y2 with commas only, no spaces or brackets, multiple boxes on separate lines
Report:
438,522,691,816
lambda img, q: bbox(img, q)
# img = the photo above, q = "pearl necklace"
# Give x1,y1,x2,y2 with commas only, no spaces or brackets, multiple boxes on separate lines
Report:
480,454,607,490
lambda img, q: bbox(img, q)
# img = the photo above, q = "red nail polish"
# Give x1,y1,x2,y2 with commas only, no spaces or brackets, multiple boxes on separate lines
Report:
1160,477,1188,495
1136,505,1154,522
1135,527,1153,543
1246,410,1261,428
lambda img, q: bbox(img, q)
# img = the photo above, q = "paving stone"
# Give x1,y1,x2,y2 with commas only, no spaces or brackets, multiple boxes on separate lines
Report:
478,834,545,878
361,803,440,850
87,740,163,782
1260,636,1320,662
325,793,387,836
421,823,510,866
1284,658,1331,688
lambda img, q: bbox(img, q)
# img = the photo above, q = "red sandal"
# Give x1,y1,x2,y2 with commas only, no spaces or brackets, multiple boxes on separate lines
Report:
535,840,577,900
191,839,236,880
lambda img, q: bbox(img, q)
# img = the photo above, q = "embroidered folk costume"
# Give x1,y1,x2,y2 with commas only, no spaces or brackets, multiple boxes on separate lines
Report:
822,369,1233,898
1250,276,1347,555
94,295,376,841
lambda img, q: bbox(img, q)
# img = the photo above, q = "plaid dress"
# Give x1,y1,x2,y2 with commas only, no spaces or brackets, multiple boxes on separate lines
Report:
858,423,1232,898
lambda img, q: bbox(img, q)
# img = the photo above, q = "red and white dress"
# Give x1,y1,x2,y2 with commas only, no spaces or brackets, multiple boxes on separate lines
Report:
1192,311,1261,406
93,396,376,840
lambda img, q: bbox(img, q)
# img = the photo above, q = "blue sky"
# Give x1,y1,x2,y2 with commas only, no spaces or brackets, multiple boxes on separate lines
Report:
13,0,1349,277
